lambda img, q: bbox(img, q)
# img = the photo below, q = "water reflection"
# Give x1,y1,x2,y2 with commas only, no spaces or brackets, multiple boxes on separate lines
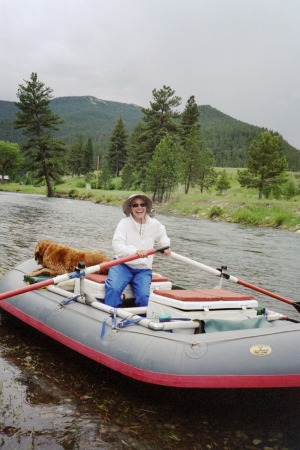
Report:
1,311,300,449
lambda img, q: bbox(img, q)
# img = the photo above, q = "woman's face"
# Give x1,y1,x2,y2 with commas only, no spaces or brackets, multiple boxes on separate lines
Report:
130,197,147,222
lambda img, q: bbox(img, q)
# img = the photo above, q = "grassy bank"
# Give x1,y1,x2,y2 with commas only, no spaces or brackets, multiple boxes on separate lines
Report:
1,173,300,231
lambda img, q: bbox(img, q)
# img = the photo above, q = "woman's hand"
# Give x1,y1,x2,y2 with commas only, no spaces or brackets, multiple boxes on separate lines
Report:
136,248,171,258
136,249,148,258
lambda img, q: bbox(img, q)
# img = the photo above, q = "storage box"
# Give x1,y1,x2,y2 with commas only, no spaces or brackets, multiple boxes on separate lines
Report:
147,289,258,322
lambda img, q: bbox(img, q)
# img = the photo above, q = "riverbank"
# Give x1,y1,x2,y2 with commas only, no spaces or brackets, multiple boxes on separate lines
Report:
1,177,300,231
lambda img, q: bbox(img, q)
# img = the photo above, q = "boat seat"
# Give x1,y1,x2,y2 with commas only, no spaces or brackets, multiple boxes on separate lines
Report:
84,273,172,301
86,274,170,284
152,289,254,302
85,274,108,283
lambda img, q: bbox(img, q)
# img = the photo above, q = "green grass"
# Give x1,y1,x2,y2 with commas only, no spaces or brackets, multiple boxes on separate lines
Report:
1,172,300,231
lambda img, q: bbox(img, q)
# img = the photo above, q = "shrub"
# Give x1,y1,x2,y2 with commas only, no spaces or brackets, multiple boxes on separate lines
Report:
209,206,223,219
283,179,299,200
232,206,261,225
76,180,86,188
68,189,79,198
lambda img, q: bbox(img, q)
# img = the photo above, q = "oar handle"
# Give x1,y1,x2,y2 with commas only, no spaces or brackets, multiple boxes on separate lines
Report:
155,245,170,253
89,245,170,274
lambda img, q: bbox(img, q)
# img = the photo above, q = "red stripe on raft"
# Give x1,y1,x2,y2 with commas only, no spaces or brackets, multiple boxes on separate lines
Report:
1,301,300,389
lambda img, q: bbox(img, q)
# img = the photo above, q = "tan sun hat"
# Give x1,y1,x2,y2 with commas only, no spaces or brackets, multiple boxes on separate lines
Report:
122,194,153,216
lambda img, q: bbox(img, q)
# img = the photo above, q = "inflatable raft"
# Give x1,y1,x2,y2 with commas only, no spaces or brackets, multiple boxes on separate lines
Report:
1,251,300,389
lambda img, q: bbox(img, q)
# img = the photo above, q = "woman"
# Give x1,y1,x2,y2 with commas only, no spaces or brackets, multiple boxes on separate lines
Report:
104,194,171,308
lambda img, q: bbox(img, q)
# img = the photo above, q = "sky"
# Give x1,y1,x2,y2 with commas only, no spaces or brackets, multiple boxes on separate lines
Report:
1,0,300,148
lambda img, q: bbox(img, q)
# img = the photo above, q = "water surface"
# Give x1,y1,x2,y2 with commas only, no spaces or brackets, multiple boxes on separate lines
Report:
0,191,299,449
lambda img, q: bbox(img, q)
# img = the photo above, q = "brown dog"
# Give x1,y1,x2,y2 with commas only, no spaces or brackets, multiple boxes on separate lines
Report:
29,239,111,277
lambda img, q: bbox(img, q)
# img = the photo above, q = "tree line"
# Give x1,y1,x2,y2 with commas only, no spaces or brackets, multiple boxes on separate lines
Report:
0,72,298,201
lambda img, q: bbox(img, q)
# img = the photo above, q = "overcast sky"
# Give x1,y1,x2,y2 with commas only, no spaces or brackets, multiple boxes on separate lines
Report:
1,0,300,148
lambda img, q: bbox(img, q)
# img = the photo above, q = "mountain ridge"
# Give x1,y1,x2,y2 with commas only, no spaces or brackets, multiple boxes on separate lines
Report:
0,95,299,169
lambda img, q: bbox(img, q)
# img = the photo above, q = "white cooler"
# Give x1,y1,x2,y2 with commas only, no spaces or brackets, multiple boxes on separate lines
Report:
147,289,258,322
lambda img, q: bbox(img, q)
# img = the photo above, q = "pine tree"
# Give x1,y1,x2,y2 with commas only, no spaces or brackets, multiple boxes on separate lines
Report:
142,85,181,155
146,134,182,202
216,169,231,195
127,86,181,187
68,135,85,176
107,118,128,177
125,123,148,189
181,124,203,194
120,162,135,190
197,148,217,193
83,137,94,174
14,72,66,197
181,95,200,145
99,156,113,190
237,131,288,199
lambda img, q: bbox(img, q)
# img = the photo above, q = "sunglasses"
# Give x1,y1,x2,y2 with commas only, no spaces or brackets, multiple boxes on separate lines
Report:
131,202,146,208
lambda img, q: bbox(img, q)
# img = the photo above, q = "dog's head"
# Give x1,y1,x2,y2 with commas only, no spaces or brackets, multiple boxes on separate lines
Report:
34,240,53,264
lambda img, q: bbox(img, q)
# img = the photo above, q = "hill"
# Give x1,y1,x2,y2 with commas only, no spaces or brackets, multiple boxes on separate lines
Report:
0,96,299,169
199,105,300,170
0,96,143,146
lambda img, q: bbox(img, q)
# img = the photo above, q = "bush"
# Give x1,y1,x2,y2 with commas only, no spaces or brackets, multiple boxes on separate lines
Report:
283,179,299,200
209,206,223,219
68,189,79,198
112,177,123,190
78,191,93,199
274,214,285,227
232,206,262,225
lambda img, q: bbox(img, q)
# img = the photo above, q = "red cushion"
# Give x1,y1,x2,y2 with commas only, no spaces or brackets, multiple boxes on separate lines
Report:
152,289,253,302
86,274,107,283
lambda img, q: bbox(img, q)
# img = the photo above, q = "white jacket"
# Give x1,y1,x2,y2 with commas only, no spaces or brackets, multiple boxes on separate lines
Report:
112,214,170,269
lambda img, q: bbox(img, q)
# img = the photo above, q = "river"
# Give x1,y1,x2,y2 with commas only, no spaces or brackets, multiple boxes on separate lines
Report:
0,191,299,449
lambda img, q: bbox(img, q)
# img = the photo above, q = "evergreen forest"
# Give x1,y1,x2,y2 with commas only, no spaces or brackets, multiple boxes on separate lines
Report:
0,95,299,171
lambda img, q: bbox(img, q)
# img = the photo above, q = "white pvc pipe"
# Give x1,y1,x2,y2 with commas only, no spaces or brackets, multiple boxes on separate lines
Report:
48,285,199,331
170,252,239,284
170,252,222,277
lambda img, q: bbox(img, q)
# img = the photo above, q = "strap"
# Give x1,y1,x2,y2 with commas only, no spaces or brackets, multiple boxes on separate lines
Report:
60,294,81,306
117,316,143,328
100,308,118,339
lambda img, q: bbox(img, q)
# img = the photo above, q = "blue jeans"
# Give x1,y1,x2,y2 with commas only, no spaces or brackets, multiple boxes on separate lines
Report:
104,264,152,308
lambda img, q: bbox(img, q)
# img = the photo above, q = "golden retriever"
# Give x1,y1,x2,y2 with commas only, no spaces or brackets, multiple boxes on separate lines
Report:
29,239,111,277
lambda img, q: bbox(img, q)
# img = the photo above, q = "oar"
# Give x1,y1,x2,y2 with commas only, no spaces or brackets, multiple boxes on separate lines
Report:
170,251,300,314
0,246,169,302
